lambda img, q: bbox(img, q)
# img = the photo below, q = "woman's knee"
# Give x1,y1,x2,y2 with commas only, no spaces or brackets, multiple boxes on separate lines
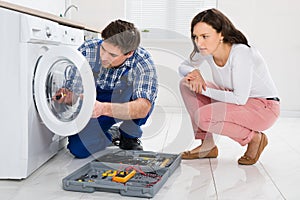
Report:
179,78,188,92
196,107,212,131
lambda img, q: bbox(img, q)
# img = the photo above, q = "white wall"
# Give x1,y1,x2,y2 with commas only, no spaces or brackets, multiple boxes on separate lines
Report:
9,0,300,116
3,0,65,16
68,0,300,116
70,0,125,31
218,0,300,116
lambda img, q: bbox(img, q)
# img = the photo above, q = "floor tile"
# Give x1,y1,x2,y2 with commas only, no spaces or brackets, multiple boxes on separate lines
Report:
162,112,195,153
1,117,300,199
140,106,172,152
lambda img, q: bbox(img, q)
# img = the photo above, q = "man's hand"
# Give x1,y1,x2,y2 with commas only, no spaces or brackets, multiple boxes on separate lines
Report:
91,98,151,120
52,88,77,105
92,101,105,118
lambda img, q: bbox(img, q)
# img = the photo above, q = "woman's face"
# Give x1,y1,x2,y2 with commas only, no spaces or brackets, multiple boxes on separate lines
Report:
192,22,223,56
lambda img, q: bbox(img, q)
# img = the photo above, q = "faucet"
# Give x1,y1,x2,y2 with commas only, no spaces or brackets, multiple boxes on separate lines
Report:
63,4,78,17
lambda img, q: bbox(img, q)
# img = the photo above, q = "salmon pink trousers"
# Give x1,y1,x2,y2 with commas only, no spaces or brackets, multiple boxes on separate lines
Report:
180,79,280,146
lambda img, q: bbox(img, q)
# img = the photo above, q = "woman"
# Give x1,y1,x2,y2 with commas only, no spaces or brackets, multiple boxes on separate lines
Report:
179,9,280,165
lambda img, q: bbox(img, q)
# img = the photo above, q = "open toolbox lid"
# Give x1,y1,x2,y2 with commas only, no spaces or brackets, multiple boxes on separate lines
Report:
62,149,181,198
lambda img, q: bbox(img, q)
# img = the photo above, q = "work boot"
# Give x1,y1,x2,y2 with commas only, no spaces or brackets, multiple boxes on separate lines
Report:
107,125,121,146
119,134,143,150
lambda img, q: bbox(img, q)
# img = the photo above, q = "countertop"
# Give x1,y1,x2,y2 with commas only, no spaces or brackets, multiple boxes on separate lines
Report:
0,1,101,33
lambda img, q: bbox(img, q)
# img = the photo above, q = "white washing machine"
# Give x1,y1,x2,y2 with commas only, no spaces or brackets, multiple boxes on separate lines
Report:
60,24,85,49
55,24,86,149
0,7,95,179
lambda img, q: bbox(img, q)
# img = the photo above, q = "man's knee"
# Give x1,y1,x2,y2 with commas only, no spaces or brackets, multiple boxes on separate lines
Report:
67,143,91,158
67,135,91,159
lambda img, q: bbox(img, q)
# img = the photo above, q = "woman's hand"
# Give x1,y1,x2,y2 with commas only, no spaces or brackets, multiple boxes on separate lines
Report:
185,70,206,94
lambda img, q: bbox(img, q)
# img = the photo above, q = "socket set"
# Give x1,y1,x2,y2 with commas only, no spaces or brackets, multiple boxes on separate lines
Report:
62,149,181,198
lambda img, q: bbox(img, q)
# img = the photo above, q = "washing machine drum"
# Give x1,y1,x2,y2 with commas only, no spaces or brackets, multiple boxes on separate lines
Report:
34,46,96,136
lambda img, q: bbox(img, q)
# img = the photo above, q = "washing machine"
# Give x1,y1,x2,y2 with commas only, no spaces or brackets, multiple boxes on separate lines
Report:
0,7,95,179
60,24,85,49
55,24,86,149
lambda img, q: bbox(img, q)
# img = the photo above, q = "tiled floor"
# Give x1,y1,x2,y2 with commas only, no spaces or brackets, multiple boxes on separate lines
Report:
1,111,300,200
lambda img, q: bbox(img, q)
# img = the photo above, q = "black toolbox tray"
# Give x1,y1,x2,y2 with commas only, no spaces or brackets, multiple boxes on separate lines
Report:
62,149,181,198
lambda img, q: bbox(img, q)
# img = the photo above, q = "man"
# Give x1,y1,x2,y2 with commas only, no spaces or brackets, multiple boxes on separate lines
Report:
63,20,158,158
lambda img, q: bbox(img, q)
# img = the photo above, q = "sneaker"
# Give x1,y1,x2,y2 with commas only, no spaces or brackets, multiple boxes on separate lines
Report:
119,134,143,150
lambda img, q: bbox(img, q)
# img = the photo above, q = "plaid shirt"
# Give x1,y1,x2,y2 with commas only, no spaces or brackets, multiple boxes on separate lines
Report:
78,39,158,104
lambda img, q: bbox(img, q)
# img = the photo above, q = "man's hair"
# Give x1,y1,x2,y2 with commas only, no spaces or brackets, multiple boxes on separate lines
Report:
101,19,140,54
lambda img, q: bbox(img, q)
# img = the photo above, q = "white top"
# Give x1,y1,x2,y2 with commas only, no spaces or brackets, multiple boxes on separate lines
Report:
179,44,278,105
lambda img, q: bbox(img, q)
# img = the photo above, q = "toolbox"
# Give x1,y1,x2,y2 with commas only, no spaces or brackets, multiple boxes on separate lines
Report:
62,149,181,198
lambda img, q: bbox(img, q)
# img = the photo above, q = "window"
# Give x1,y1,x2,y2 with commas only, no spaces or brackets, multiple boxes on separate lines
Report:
125,0,217,37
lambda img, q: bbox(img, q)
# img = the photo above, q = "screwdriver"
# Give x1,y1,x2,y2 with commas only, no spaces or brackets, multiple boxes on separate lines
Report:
55,92,66,100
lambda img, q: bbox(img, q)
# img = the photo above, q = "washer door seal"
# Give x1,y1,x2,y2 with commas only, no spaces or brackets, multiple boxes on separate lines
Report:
33,46,95,136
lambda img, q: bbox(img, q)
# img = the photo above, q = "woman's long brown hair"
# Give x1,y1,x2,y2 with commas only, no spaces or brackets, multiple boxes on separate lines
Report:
190,8,249,60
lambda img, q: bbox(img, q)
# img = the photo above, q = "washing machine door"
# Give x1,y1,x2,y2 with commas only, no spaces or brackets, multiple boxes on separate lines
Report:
34,46,96,136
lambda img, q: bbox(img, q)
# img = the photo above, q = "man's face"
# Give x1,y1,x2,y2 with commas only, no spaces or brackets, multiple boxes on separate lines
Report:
100,41,131,68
